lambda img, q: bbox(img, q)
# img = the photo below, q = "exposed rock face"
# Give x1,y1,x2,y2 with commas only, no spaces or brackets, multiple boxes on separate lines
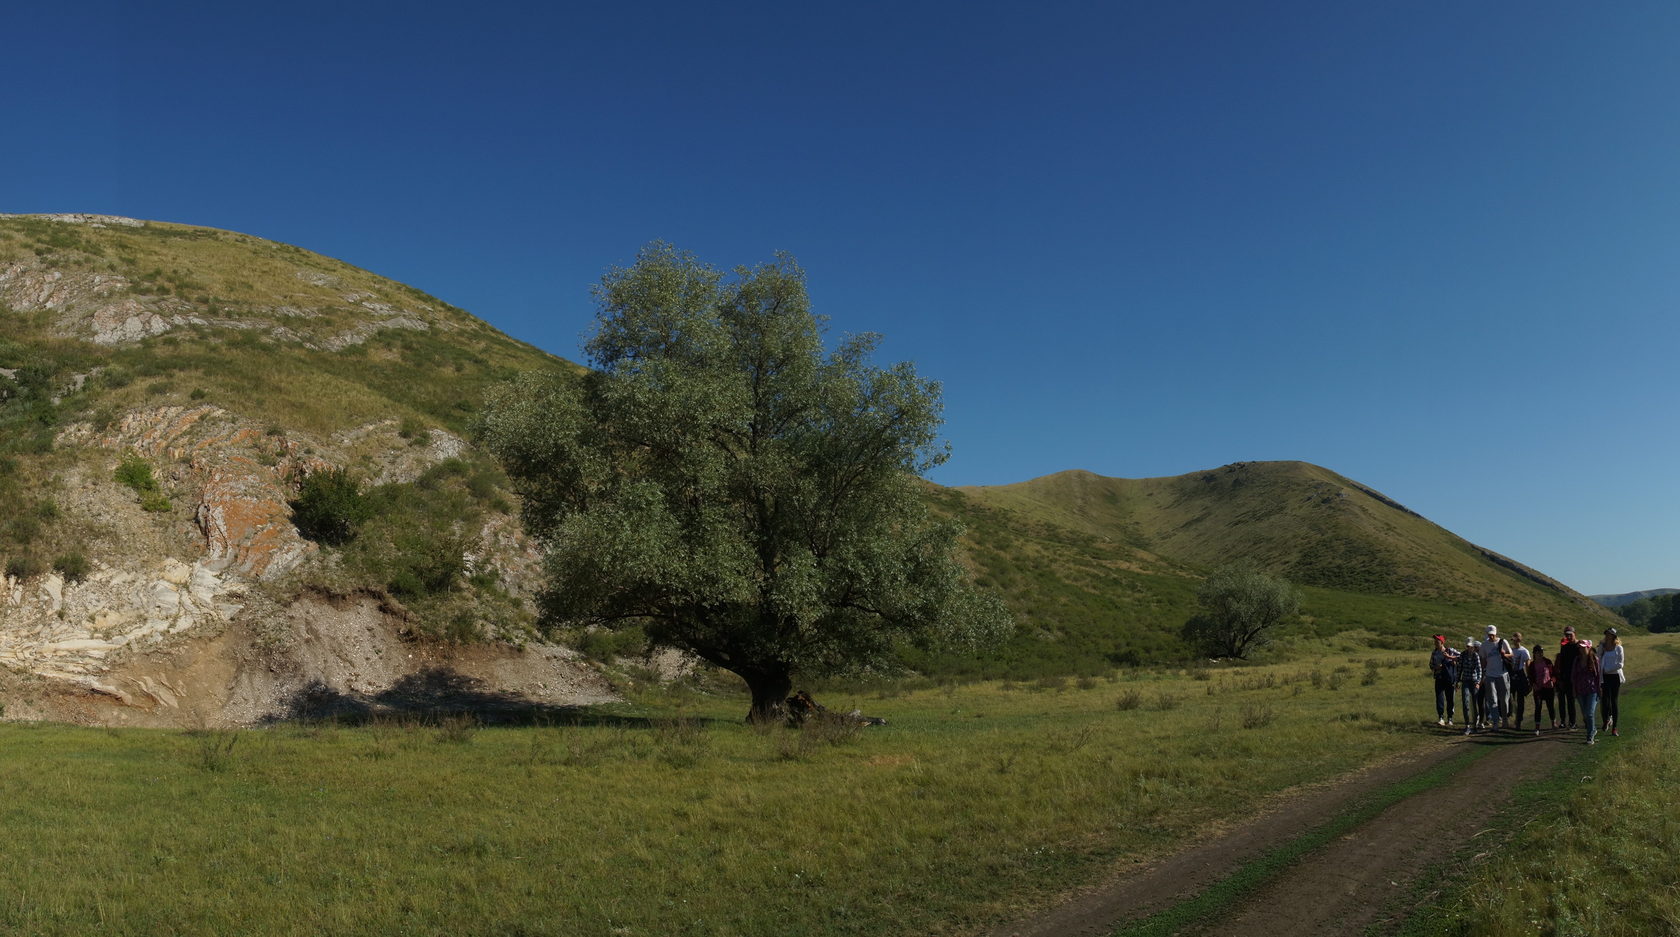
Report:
1,214,606,726
2,404,593,726
1,557,243,680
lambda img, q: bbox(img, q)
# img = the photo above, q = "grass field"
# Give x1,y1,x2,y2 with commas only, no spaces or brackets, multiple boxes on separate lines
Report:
11,636,1667,937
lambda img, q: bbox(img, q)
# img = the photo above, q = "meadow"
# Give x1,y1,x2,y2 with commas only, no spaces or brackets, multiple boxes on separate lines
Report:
9,633,1665,936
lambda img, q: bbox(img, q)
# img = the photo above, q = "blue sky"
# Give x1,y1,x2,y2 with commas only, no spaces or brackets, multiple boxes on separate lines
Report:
6,2,1677,595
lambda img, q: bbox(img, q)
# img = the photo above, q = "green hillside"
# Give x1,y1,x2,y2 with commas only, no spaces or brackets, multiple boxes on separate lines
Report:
936,463,1616,676
0,214,566,437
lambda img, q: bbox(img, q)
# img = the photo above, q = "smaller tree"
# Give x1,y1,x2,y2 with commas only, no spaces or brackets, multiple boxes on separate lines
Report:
1183,562,1299,659
290,468,374,546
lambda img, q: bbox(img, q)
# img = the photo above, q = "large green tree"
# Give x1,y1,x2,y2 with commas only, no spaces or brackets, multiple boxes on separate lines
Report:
479,244,1010,721
1183,562,1299,659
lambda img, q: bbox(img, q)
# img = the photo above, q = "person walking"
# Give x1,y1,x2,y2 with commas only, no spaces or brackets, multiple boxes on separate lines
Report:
1479,625,1514,730
1430,635,1459,726
1556,626,1581,729
1459,636,1484,735
1508,631,1532,731
1600,628,1626,737
1529,642,1558,734
1572,638,1603,745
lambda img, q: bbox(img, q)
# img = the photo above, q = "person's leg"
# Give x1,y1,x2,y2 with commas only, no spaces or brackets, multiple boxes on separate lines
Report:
1462,685,1476,734
1604,675,1621,732
1515,686,1528,728
1560,682,1576,727
1436,681,1448,723
1581,693,1599,743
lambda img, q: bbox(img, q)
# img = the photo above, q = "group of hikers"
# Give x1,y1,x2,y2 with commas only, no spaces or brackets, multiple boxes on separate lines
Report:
1428,624,1626,745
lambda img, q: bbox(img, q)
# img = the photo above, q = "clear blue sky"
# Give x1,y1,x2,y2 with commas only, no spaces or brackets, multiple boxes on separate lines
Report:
6,2,1677,595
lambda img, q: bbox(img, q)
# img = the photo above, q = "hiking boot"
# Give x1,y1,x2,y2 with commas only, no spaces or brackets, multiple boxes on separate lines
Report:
1612,728,1620,737
1464,727,1472,736
1437,719,1446,727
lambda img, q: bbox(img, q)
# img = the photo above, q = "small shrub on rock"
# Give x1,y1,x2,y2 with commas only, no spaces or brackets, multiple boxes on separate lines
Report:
52,552,90,583
6,555,44,580
290,468,374,546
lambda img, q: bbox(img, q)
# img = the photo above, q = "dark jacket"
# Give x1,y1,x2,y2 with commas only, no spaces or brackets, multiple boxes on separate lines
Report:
1556,640,1581,686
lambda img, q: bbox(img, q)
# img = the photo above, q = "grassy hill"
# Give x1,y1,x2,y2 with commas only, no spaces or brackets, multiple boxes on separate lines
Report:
0,213,566,437
926,463,1617,677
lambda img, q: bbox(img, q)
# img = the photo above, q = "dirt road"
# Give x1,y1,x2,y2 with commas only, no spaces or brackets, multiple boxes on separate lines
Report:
986,724,1590,937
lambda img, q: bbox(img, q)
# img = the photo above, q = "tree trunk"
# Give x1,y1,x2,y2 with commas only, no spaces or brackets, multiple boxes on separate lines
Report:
741,667,793,725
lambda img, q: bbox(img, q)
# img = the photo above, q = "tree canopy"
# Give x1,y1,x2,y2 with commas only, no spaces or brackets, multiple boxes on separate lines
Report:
1183,562,1299,659
478,244,1010,720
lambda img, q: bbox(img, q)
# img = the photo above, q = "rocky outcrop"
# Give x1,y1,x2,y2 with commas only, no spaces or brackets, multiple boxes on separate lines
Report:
1,556,244,680
0,213,145,227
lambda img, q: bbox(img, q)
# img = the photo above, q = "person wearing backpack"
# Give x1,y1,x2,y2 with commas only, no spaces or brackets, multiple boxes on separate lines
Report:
1430,634,1460,727
1508,631,1532,731
1459,636,1484,735
1529,642,1558,734
1478,625,1515,731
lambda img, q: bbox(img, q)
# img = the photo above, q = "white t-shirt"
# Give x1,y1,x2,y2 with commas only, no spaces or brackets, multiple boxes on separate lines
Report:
1481,638,1512,677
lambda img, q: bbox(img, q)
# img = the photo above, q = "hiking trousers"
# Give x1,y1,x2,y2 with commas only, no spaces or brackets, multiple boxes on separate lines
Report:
1461,684,1482,726
1533,688,1556,727
1578,693,1600,742
1435,680,1456,721
1602,674,1622,729
1482,674,1510,726
1558,680,1577,726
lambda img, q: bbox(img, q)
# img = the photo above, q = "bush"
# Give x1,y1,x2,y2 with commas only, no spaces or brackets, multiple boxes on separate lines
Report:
52,552,90,583
114,452,161,494
290,468,374,546
5,555,43,580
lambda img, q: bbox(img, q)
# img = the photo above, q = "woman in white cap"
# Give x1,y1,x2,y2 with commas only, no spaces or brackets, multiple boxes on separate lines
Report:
1600,628,1625,737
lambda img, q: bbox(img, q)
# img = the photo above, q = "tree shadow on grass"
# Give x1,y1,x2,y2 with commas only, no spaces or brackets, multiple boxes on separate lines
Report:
264,666,729,728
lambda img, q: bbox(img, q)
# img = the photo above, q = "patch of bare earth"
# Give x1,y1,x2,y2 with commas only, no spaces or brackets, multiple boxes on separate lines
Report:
985,727,1587,937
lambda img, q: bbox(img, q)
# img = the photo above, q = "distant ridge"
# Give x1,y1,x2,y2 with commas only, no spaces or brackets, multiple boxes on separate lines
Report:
1590,588,1680,608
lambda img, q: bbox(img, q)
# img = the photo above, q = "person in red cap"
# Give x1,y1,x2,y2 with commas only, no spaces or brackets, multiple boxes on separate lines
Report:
1429,635,1459,726
1555,626,1580,729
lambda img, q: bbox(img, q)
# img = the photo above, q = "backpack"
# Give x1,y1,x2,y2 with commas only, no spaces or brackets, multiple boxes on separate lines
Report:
1439,657,1459,684
1510,655,1531,693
